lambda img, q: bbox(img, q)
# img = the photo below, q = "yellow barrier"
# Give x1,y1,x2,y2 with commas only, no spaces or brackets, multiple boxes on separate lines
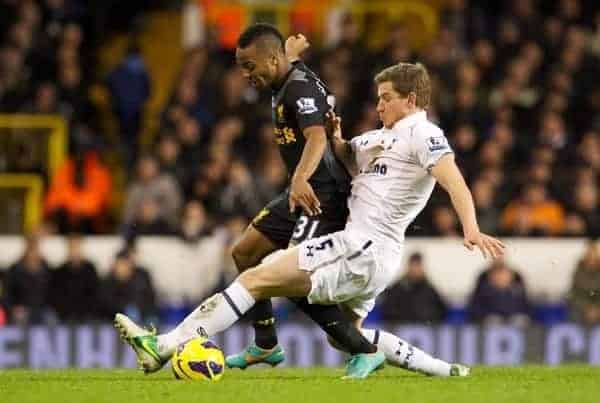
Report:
0,174,43,233
0,114,67,179
0,114,67,233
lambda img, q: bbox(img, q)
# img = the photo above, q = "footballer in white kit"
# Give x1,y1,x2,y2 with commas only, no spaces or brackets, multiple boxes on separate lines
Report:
298,110,452,318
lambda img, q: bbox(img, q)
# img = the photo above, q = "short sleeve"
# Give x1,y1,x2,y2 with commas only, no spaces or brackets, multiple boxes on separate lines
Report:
412,124,453,170
285,80,331,131
349,136,363,153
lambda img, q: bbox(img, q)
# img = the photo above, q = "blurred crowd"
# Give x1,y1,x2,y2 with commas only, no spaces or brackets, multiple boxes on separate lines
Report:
0,234,158,326
1,1,598,238
112,0,600,240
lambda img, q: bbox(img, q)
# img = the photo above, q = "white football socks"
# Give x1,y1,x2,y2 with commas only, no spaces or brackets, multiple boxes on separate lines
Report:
361,328,452,376
157,282,255,356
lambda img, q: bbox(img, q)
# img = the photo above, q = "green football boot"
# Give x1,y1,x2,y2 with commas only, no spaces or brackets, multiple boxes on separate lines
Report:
450,363,471,377
343,351,385,380
225,344,285,369
114,313,169,374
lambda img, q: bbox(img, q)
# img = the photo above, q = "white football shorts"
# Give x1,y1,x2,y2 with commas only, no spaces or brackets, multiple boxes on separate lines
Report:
297,230,402,318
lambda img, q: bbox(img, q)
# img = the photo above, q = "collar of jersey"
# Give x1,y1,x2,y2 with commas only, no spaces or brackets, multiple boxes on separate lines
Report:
389,110,427,132
271,64,296,93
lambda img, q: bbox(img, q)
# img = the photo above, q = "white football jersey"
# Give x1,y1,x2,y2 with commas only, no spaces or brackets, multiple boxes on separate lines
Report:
345,111,452,248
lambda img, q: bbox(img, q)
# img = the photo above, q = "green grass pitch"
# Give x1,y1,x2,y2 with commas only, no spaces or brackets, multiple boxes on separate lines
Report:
1,366,598,403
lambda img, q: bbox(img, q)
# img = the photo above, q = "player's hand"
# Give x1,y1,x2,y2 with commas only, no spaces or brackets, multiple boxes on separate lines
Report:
289,174,322,216
285,34,310,62
325,111,342,141
463,230,506,259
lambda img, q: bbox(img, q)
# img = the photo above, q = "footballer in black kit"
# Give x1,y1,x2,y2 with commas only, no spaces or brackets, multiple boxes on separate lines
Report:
228,23,377,362
252,59,350,248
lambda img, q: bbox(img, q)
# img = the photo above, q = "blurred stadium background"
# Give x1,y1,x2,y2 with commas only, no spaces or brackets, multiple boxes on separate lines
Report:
0,0,598,368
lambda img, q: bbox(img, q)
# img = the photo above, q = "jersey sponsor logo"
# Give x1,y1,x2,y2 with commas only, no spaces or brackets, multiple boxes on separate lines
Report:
362,162,388,176
276,104,285,123
426,136,449,152
274,127,297,144
296,97,318,114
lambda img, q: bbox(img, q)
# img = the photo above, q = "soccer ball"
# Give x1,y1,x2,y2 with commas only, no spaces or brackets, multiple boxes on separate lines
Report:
171,337,225,381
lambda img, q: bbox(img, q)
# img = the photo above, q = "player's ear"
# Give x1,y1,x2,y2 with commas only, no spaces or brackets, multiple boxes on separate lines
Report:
408,91,417,107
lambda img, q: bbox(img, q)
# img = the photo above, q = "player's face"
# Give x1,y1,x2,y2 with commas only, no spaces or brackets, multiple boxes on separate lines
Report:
376,81,415,129
236,44,277,90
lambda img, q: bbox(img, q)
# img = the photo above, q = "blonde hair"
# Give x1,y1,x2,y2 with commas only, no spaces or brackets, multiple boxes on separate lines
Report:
374,62,431,108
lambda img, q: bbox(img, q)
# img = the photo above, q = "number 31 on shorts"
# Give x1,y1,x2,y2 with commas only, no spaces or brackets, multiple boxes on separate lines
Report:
292,215,320,242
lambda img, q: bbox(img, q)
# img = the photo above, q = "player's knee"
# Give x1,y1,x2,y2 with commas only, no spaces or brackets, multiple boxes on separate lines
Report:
237,266,270,300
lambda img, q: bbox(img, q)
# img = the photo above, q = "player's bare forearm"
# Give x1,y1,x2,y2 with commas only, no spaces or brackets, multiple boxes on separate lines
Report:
431,154,479,234
325,111,357,175
433,154,505,258
330,137,358,176
447,182,480,234
293,125,328,181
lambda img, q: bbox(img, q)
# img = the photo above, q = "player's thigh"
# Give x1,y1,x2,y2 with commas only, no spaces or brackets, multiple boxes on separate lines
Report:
231,224,278,270
251,193,298,250
238,247,312,299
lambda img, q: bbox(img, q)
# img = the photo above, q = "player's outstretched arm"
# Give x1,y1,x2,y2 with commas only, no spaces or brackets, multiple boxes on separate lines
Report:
325,111,358,176
285,34,309,63
431,153,505,259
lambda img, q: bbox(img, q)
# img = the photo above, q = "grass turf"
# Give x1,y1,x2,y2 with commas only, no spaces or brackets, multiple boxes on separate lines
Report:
1,366,598,403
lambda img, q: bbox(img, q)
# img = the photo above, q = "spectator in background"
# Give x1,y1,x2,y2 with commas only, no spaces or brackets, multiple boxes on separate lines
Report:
570,182,599,237
44,143,112,234
577,131,599,171
217,159,262,220
0,43,29,111
98,249,157,323
155,133,186,187
430,206,460,236
175,115,205,184
22,82,64,115
179,200,211,243
122,154,182,235
170,76,213,129
450,123,478,178
107,43,151,171
469,260,530,326
127,197,173,236
569,240,600,324
379,253,447,323
254,150,287,206
48,234,100,322
471,178,500,234
500,183,565,236
4,234,52,324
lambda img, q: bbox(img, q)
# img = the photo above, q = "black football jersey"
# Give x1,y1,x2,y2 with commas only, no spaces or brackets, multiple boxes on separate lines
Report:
271,61,349,192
